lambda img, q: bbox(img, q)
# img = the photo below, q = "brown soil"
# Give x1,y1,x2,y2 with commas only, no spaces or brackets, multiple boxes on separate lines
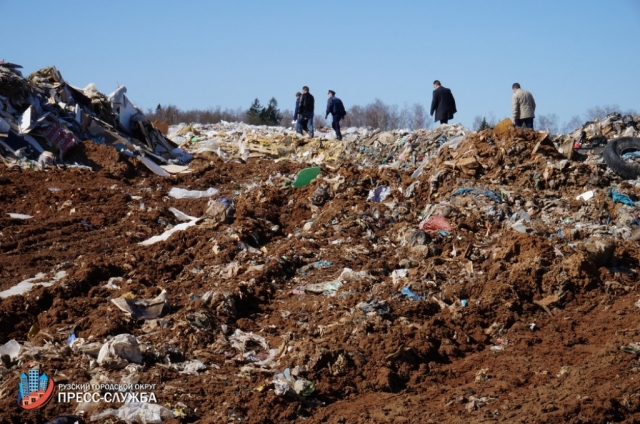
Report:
1,134,640,424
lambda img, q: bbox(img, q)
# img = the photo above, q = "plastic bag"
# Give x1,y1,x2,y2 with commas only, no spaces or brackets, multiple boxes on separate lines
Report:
168,187,219,199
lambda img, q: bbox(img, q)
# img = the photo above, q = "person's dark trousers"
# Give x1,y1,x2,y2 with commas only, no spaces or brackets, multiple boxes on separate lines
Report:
439,119,449,124
332,116,343,140
514,118,534,129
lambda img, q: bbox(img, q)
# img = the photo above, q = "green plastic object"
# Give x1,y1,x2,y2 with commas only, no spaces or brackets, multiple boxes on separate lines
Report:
292,167,321,188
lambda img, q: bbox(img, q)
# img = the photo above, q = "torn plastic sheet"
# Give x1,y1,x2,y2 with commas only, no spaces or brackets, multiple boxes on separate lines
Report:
139,208,200,246
0,340,21,362
0,270,67,299
168,207,198,222
367,186,391,202
97,334,143,369
178,359,207,375
168,187,219,199
607,187,635,206
111,289,168,320
90,402,172,423
400,287,426,301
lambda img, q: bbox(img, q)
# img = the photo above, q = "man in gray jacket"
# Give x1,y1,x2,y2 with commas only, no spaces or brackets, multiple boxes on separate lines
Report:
511,83,536,129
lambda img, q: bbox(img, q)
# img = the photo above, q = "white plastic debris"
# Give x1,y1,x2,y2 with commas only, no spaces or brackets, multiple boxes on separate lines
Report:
179,359,207,375
90,402,172,423
576,190,595,201
229,329,269,353
111,289,168,320
97,334,143,369
0,340,21,361
7,213,33,219
168,187,219,199
104,277,123,290
139,208,200,246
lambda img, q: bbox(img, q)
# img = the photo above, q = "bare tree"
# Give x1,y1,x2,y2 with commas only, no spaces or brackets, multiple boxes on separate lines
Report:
412,103,429,130
537,113,559,134
472,115,484,131
584,104,622,121
561,115,584,134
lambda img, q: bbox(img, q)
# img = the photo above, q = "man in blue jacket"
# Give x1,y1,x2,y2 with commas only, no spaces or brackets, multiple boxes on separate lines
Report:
325,90,346,141
430,80,457,125
297,86,315,138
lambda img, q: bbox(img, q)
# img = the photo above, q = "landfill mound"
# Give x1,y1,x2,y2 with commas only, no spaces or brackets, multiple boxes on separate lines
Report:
2,62,640,424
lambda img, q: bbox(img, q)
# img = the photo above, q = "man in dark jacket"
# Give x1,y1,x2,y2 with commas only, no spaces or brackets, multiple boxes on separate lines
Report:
296,86,315,138
430,80,457,125
325,90,346,140
293,92,308,132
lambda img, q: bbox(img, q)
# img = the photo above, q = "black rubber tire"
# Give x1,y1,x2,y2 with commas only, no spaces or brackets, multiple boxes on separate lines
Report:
603,137,640,180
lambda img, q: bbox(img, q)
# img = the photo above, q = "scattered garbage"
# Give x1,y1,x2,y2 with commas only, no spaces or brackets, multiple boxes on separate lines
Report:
90,402,173,424
272,367,315,398
3,61,640,421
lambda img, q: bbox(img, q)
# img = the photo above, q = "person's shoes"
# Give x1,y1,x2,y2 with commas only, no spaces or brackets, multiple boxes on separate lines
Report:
307,135,313,139
337,136,343,141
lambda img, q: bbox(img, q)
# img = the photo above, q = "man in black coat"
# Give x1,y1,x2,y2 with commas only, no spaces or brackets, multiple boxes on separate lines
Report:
430,80,457,125
296,86,315,138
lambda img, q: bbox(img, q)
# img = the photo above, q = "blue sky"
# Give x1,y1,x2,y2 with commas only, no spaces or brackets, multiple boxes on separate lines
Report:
2,0,639,129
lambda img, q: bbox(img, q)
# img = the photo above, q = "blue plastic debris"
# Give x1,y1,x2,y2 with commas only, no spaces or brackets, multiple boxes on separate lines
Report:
461,299,468,307
66,333,76,345
313,260,333,269
400,287,426,301
607,188,635,206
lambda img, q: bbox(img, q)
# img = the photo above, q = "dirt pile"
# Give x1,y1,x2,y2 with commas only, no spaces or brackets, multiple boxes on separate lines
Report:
2,63,640,423
1,118,640,423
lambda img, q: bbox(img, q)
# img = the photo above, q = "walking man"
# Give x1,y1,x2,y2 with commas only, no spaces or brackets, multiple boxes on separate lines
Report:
325,90,346,140
430,80,457,125
511,83,536,129
297,86,315,138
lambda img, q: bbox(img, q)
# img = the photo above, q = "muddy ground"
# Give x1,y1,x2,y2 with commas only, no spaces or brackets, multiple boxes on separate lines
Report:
1,127,640,423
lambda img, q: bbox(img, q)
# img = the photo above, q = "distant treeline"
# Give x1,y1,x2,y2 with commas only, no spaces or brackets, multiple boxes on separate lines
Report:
145,100,638,134
146,98,433,131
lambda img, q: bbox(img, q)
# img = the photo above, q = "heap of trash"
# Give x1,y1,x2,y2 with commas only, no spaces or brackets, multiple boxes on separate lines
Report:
2,62,640,424
0,62,191,176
